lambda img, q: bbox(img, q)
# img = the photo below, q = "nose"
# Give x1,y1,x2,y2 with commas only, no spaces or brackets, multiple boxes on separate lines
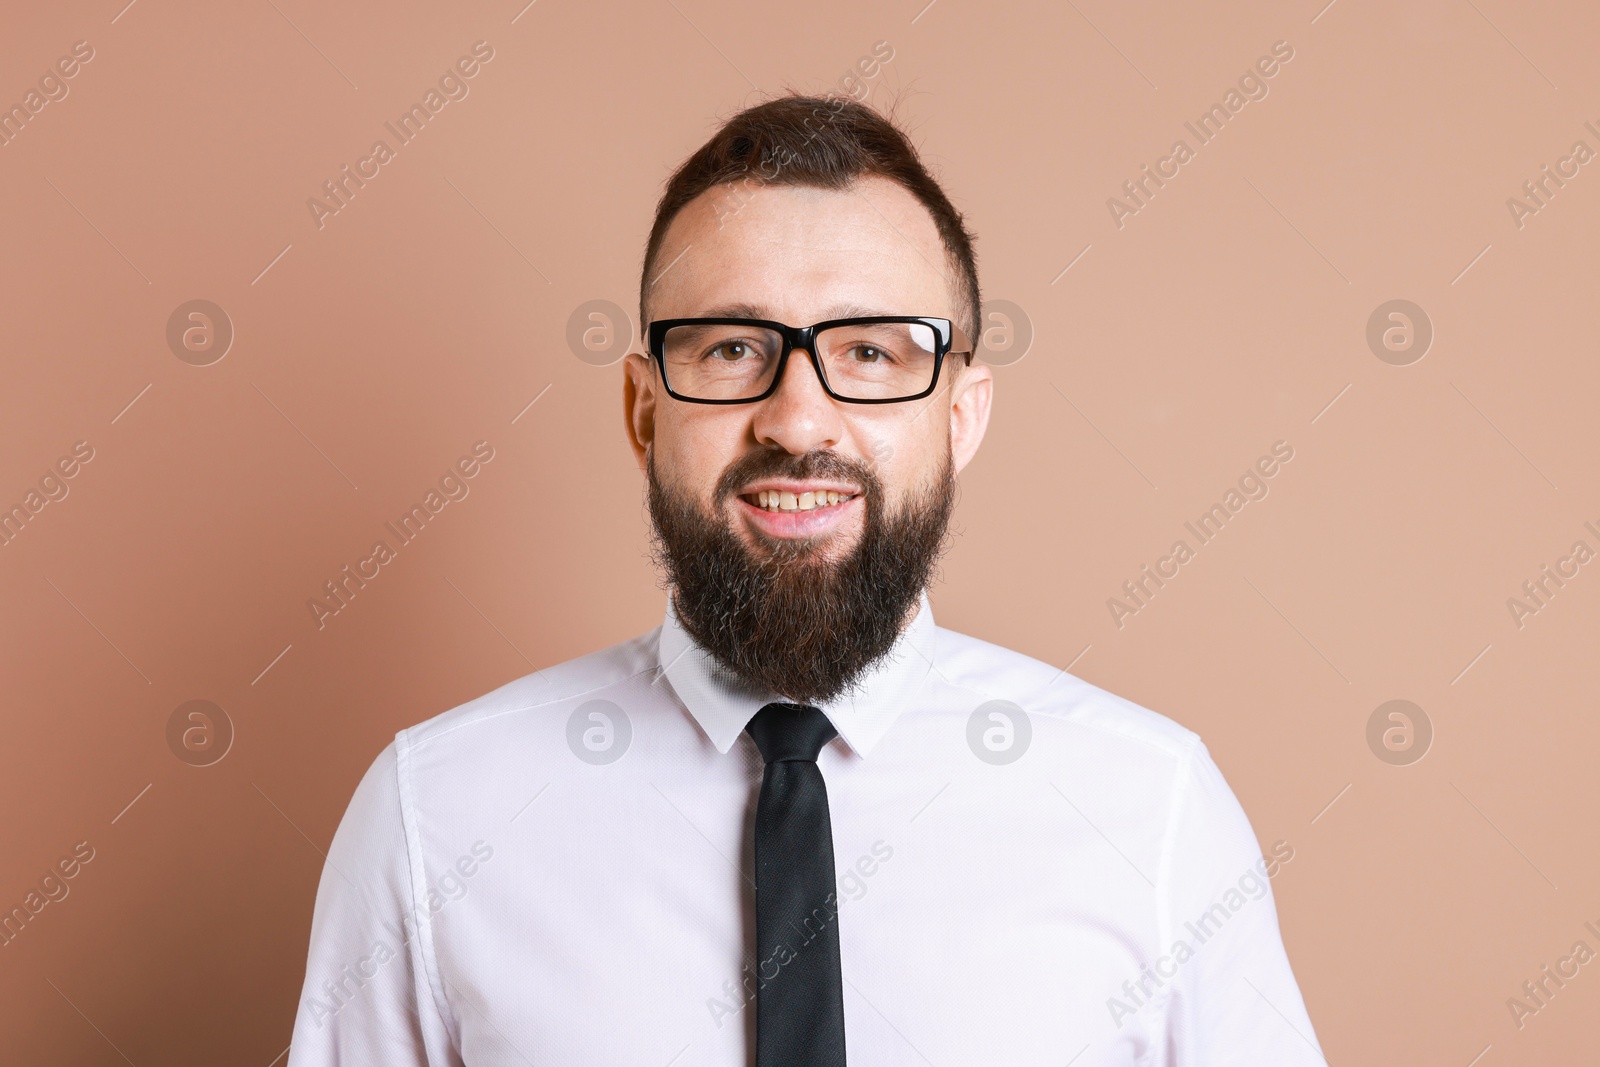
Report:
750,345,842,455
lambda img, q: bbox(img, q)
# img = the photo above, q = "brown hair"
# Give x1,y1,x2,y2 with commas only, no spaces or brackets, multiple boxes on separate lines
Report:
638,92,981,359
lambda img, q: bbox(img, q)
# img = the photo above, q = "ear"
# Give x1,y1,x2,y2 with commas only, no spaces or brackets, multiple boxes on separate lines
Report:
623,352,657,471
949,358,993,476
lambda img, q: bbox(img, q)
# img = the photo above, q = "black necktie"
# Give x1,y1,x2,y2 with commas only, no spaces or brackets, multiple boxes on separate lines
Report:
744,702,848,1066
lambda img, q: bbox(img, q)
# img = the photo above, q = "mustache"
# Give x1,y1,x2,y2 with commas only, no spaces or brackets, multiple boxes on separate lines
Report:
712,447,884,506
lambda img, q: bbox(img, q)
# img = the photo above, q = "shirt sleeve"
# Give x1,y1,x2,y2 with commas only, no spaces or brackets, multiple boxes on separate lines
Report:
1157,739,1325,1065
285,738,460,1067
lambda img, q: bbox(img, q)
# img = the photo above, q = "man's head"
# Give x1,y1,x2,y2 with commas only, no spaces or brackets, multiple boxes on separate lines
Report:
623,93,993,706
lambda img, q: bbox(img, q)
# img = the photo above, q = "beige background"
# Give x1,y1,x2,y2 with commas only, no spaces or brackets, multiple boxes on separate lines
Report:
2,0,1597,1062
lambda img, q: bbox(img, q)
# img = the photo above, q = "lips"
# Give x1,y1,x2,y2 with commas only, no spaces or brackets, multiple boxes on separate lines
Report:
734,491,861,538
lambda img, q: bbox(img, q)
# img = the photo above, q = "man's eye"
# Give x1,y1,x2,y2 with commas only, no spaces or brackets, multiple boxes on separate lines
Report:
709,342,752,361
850,345,891,363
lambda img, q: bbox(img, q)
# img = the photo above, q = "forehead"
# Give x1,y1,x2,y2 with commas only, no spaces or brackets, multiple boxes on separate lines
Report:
648,174,957,324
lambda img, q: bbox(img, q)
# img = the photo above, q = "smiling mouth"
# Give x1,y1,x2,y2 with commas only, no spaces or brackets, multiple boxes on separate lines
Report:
740,489,858,513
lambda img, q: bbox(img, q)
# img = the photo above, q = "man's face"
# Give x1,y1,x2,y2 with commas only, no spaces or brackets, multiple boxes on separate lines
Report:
623,174,993,704
626,174,992,559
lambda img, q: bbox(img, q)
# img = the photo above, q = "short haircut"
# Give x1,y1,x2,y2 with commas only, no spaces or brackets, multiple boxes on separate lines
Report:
639,92,981,361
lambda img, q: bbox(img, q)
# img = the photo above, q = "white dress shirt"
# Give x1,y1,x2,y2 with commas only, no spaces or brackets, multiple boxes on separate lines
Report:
287,591,1325,1066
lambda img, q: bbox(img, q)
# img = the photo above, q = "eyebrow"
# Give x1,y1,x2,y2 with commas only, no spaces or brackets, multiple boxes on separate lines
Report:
693,301,894,321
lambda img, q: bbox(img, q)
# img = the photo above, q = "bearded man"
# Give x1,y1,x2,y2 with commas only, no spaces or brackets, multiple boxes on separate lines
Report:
288,93,1323,1067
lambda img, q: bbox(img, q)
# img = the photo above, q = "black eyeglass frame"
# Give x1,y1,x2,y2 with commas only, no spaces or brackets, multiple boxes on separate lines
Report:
645,315,973,405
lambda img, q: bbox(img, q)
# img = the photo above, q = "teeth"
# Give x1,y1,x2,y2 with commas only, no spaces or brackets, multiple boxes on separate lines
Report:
750,489,855,512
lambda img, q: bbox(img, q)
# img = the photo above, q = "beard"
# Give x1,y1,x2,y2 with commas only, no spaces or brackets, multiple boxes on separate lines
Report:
646,443,957,707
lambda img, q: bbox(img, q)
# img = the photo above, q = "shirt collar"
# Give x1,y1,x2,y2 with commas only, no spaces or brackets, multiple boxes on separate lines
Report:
657,590,937,759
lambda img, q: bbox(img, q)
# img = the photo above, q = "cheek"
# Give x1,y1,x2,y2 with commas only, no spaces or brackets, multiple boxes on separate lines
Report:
659,410,745,499
855,413,947,489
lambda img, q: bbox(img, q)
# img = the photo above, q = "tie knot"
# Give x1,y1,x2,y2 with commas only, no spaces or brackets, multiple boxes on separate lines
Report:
744,702,838,763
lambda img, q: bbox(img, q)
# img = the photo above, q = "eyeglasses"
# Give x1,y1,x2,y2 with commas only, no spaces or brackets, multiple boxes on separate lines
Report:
645,316,972,404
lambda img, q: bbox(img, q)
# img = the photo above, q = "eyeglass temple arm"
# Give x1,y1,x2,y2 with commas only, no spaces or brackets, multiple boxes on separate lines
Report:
949,322,975,358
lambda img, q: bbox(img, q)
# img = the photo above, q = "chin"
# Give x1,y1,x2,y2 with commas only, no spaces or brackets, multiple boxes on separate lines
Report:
741,522,858,563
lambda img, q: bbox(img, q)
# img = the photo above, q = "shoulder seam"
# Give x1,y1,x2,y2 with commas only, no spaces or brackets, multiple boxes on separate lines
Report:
1152,732,1205,1033
393,727,460,1048
931,672,1196,761
407,662,661,754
